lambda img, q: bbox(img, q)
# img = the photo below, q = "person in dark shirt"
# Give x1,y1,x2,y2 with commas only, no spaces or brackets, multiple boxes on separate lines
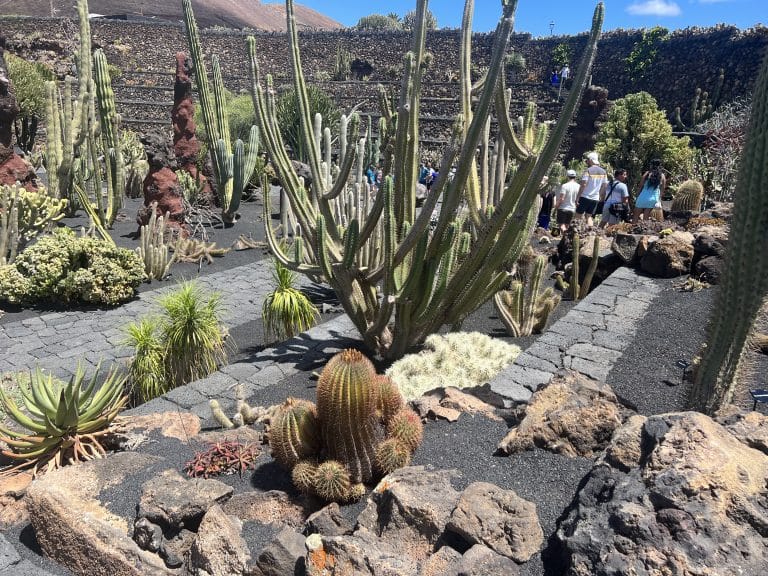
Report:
537,184,555,231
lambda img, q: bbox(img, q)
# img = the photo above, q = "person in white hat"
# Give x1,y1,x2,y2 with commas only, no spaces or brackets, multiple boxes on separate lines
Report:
555,168,580,233
575,151,608,227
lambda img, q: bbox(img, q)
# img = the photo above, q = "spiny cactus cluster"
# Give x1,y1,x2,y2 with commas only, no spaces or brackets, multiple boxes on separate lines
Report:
674,68,725,131
269,349,423,502
671,180,704,213
494,254,561,337
556,233,600,300
1,184,67,265
135,201,174,281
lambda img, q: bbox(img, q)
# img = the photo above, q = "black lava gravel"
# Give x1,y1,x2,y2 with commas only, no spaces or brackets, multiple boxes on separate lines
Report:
606,278,715,415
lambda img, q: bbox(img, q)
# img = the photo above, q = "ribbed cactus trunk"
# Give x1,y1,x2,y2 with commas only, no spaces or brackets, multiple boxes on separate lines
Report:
688,52,768,415
316,349,381,483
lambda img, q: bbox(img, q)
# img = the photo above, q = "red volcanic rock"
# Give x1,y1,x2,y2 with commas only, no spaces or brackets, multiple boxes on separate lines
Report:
0,154,37,190
138,129,187,232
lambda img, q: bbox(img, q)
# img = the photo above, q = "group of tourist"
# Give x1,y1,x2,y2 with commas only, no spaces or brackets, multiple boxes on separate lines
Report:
538,151,667,233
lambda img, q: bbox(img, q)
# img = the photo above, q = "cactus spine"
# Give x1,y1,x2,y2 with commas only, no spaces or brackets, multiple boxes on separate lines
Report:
268,349,423,502
671,180,704,213
182,0,260,225
494,255,561,337
247,0,604,359
136,201,174,281
688,53,768,415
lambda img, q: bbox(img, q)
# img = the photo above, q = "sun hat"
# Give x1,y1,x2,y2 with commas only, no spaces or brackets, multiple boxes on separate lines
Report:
586,152,599,164
566,169,577,177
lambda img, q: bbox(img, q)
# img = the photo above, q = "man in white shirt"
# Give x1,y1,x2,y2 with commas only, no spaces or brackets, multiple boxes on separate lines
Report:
576,151,608,227
556,169,580,233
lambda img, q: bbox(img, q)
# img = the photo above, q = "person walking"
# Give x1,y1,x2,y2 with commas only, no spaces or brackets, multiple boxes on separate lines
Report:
634,159,666,222
555,169,580,233
575,152,607,227
600,168,630,228
537,182,555,231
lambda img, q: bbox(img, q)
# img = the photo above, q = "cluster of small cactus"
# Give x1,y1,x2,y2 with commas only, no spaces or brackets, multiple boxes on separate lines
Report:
674,68,725,131
556,233,600,300
1,184,67,265
494,254,561,337
135,201,174,281
268,349,423,502
210,383,265,429
671,180,704,213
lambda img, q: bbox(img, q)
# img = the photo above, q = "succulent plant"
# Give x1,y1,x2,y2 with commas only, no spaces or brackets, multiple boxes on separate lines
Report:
268,349,423,502
671,180,704,213
555,233,600,300
184,441,260,479
0,365,127,475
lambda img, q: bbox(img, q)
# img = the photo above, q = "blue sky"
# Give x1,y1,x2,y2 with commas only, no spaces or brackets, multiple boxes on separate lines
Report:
291,0,764,35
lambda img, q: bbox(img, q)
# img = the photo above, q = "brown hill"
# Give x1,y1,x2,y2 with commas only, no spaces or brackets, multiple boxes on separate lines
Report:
0,0,342,31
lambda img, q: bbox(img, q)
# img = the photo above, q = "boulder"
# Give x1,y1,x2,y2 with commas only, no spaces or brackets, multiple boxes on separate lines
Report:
497,372,625,457
223,490,308,529
0,154,37,190
356,466,462,563
138,130,186,231
0,472,31,529
307,528,419,575
556,411,768,575
305,502,354,536
692,233,726,258
413,387,501,422
187,504,251,576
693,255,724,284
692,224,728,244
137,468,233,530
640,231,694,278
419,546,462,576
610,233,643,264
447,544,523,576
716,408,768,456
255,527,306,576
446,482,543,563
25,452,174,575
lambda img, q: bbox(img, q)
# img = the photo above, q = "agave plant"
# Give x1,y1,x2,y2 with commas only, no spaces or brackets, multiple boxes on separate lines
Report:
262,258,320,342
0,365,127,475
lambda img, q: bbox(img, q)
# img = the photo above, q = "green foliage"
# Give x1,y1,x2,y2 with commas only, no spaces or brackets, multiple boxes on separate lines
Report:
551,42,572,68
120,129,149,198
4,53,51,152
595,92,694,193
158,281,228,389
0,365,127,474
386,332,521,400
194,90,256,145
269,349,422,501
333,45,352,81
125,318,166,403
275,85,341,163
0,228,145,306
262,258,319,343
1,184,68,265
354,14,403,31
555,234,600,300
403,8,437,31
625,26,668,84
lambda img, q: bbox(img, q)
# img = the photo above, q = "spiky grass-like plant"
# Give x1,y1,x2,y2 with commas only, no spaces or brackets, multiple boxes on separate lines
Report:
0,365,127,476
262,258,319,343
125,318,167,404
159,281,228,389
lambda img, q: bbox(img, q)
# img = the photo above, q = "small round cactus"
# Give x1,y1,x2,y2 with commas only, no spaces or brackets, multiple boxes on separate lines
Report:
313,460,352,502
291,458,319,494
376,438,412,475
387,409,423,452
270,398,320,470
376,375,404,423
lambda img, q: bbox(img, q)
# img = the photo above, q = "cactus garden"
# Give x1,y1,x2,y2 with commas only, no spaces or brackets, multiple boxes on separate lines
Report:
0,0,767,575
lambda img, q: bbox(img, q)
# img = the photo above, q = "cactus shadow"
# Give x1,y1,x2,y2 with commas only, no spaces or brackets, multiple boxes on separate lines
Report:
250,459,296,492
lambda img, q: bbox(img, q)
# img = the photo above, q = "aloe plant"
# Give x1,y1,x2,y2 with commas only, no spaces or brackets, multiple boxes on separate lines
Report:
244,0,604,359
0,365,127,475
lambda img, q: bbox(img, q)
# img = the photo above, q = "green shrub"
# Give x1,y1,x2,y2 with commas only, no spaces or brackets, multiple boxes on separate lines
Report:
403,8,437,31
595,91,694,194
551,43,572,68
262,258,319,343
625,26,668,85
276,85,340,163
195,90,255,144
386,332,521,400
0,229,145,306
354,14,402,31
4,53,52,152
125,318,167,403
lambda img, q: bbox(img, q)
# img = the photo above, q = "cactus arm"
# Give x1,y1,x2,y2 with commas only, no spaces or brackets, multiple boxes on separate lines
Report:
321,119,361,202
579,236,600,299
570,235,581,300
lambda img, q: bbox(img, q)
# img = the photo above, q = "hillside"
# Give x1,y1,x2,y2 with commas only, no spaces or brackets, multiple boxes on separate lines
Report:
0,0,343,31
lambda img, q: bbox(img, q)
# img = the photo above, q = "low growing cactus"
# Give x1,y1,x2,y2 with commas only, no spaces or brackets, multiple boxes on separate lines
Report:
268,349,423,502
671,180,704,213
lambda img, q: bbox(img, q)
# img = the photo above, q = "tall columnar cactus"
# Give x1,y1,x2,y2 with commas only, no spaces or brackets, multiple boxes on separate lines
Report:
247,0,603,359
181,0,260,225
268,349,423,502
494,255,561,337
688,52,768,415
674,68,725,131
671,179,704,213
556,233,600,300
135,201,174,281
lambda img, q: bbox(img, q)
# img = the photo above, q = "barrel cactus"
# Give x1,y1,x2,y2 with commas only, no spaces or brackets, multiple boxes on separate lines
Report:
268,349,423,501
671,180,704,212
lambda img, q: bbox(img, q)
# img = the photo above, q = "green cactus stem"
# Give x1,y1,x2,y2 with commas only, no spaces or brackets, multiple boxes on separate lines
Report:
246,0,604,359
688,53,768,414
316,349,381,483
671,180,704,213
375,438,412,475
269,397,321,469
291,458,319,494
386,409,423,452
313,460,353,502
136,201,174,281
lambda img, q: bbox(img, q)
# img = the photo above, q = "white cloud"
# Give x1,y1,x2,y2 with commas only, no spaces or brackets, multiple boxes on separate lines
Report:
626,1,682,16
697,1,733,4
